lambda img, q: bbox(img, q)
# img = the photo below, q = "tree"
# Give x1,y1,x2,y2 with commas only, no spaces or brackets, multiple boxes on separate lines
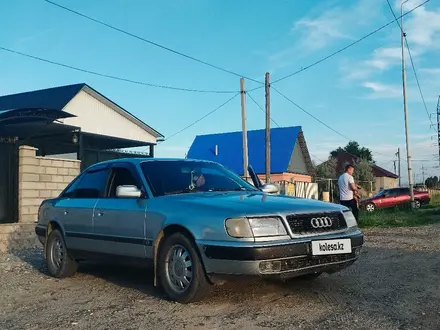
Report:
425,176,439,189
352,158,375,193
330,141,374,162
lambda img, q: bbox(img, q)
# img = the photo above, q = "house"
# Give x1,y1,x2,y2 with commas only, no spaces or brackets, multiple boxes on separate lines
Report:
187,126,315,183
0,83,163,251
330,151,398,193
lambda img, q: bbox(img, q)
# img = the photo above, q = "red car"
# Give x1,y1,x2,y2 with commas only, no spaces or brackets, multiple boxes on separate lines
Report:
360,187,431,212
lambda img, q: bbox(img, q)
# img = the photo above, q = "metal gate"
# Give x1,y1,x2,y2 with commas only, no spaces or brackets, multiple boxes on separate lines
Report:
0,142,18,223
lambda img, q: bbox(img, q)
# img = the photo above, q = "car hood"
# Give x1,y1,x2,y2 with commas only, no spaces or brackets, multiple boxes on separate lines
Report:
163,191,346,215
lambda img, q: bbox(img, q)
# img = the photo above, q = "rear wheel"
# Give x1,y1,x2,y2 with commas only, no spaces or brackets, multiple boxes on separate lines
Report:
45,229,78,278
414,199,421,209
158,232,212,303
366,202,375,212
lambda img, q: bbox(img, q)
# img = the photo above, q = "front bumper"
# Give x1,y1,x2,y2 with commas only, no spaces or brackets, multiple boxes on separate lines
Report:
198,230,364,281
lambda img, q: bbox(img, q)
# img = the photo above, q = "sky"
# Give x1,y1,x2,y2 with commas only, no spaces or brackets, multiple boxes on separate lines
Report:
1,0,439,184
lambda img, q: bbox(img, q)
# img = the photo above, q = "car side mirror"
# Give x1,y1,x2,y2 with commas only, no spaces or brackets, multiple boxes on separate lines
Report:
261,183,279,194
116,185,142,198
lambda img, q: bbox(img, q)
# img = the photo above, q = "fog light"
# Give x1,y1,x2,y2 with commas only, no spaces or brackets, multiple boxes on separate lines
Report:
354,247,361,256
259,260,282,273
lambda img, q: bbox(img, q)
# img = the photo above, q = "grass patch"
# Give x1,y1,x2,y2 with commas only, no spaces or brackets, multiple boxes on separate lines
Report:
424,194,440,209
359,207,440,228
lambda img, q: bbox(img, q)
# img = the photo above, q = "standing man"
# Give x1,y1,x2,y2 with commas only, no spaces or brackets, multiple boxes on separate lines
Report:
338,164,360,221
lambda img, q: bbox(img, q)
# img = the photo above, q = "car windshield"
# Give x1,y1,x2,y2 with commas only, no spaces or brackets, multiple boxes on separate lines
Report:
140,160,258,197
373,190,385,198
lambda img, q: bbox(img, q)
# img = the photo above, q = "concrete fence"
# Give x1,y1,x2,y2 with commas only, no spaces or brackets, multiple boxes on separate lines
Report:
0,146,81,252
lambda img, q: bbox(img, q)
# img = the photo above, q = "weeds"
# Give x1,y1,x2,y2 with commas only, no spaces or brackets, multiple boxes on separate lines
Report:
359,207,440,228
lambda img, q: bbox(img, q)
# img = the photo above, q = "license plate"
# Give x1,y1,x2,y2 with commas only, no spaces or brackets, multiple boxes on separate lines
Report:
311,239,352,255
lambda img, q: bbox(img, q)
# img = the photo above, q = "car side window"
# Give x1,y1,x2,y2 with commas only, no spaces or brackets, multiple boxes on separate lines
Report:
400,188,410,195
108,166,141,198
64,168,110,198
386,189,399,197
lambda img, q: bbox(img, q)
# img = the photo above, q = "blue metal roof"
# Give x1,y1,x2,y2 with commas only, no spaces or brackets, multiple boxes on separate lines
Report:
0,83,85,111
187,126,301,175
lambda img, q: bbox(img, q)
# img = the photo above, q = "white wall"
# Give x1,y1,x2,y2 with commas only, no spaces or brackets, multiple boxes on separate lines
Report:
62,90,156,143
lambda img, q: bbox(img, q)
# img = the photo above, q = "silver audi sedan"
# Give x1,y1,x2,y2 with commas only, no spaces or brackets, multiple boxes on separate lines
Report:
35,158,364,303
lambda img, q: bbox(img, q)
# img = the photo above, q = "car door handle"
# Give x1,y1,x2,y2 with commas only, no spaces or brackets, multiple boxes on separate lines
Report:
63,210,68,215
97,211,104,217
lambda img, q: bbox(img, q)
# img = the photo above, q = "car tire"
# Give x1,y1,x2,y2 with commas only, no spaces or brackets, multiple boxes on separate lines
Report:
158,232,212,304
414,199,421,209
45,229,78,278
365,202,375,212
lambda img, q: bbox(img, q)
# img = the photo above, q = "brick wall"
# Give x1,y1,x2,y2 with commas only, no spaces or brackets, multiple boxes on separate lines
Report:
0,146,81,252
18,146,81,223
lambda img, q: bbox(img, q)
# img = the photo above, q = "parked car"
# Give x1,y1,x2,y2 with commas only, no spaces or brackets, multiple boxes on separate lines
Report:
35,158,364,303
359,187,430,212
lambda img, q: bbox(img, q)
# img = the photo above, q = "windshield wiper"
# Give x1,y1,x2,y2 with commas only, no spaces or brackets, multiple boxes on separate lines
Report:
207,187,251,192
164,188,195,196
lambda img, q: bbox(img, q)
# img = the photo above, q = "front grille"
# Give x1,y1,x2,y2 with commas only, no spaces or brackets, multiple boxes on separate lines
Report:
280,251,357,272
285,212,347,235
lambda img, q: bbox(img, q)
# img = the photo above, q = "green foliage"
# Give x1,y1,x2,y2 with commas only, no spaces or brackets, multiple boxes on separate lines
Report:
359,208,440,228
352,158,375,192
425,176,439,189
330,141,374,162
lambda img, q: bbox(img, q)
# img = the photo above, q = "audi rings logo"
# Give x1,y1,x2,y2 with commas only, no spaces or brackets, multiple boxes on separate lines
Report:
310,217,333,228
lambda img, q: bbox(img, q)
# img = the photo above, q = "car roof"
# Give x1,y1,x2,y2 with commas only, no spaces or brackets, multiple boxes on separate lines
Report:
86,157,218,170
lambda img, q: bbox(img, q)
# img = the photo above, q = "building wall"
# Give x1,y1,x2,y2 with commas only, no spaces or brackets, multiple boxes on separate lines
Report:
287,138,308,175
0,146,81,252
257,172,312,183
61,90,157,143
375,176,398,192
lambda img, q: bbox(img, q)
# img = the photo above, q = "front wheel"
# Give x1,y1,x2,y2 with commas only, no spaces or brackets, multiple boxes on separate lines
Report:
158,232,212,303
365,202,375,212
45,229,78,278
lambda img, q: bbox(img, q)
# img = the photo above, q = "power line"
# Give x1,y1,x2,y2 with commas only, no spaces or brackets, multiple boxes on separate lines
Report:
271,0,431,85
385,0,437,133
164,93,240,141
247,91,280,127
0,46,237,94
248,90,326,165
272,86,351,141
43,0,263,85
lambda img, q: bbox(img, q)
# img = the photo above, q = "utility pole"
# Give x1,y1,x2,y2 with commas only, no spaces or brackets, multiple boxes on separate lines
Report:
396,148,401,186
240,78,249,180
421,164,426,184
437,96,440,167
265,72,271,183
400,0,415,208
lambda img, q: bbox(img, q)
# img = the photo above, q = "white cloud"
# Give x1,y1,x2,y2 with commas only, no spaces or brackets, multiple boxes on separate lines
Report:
362,81,402,98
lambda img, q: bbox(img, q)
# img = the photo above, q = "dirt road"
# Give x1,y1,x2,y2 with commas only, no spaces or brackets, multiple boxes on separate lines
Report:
1,225,439,330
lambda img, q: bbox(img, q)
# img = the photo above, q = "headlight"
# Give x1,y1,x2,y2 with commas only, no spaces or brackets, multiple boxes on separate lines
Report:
343,211,358,228
225,217,288,238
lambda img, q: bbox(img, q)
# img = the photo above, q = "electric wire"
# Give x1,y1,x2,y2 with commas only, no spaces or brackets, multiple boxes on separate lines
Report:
0,46,238,94
164,93,240,141
271,0,431,84
246,91,281,127
385,0,437,133
42,0,263,84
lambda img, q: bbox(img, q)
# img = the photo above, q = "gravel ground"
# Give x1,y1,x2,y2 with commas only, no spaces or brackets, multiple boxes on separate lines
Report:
1,225,440,330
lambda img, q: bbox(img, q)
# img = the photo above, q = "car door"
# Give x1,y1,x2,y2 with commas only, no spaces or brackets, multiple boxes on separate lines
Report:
396,188,411,206
379,188,400,209
56,164,111,252
92,162,147,258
